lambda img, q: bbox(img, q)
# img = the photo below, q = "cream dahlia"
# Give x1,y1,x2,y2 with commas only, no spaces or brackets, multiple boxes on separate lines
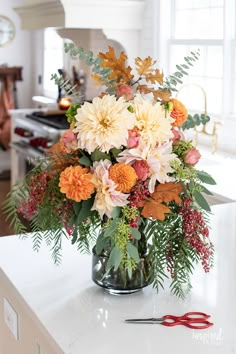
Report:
73,95,135,153
117,140,177,193
133,95,174,147
147,142,177,193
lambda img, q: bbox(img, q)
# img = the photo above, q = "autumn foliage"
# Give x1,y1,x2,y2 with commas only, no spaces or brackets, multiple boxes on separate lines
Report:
95,46,170,102
140,182,183,221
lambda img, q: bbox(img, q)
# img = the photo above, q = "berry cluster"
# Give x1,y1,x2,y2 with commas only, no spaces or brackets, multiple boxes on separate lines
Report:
179,197,213,272
17,171,50,219
129,216,140,229
128,180,150,207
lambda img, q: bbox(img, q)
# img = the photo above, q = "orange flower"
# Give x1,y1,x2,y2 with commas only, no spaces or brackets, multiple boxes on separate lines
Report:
109,163,137,193
169,98,188,127
46,139,79,171
59,165,95,202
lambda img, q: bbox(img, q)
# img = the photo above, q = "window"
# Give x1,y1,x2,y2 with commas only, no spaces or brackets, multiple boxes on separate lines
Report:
160,0,236,120
43,28,64,99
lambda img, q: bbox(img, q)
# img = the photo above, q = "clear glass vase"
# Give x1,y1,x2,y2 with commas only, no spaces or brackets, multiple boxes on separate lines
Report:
92,247,152,295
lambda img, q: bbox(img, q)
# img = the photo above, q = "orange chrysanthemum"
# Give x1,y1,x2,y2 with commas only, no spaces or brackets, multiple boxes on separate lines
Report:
59,165,95,202
109,163,137,193
169,98,188,127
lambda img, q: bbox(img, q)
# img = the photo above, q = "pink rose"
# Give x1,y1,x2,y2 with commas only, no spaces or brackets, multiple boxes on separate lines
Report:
132,160,149,181
171,128,181,142
127,129,140,148
184,147,201,165
116,85,134,101
62,130,78,152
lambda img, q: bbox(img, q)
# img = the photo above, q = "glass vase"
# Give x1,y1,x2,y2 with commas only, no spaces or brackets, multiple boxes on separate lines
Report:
92,247,152,295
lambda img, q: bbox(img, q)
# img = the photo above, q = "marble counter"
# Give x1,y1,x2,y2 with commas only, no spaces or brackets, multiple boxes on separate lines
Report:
0,202,236,354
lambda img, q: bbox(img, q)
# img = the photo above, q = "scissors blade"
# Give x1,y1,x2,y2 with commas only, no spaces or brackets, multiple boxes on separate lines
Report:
125,318,163,324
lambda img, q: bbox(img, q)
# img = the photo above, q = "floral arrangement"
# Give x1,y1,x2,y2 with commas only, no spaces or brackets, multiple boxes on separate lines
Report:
4,45,216,297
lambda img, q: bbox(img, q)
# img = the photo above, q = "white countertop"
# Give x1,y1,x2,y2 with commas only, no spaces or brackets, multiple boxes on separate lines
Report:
0,202,236,354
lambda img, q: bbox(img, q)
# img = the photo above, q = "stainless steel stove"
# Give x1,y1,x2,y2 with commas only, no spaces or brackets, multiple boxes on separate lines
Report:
26,111,70,130
10,109,69,185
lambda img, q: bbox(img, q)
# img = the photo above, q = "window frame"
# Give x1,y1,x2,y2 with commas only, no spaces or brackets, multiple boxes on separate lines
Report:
156,0,236,121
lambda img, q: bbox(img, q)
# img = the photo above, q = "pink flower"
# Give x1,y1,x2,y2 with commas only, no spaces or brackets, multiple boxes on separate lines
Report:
62,130,78,152
91,160,129,218
116,85,134,100
184,147,201,165
171,128,181,142
127,129,140,148
132,160,149,181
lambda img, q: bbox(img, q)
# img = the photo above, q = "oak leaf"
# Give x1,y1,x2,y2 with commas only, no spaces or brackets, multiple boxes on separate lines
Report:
152,182,183,204
145,69,164,85
98,46,133,84
141,182,183,221
152,89,171,102
135,56,156,76
136,84,155,95
46,140,79,171
141,200,171,221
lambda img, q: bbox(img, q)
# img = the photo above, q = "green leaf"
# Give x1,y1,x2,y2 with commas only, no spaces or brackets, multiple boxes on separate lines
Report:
106,246,122,271
174,71,183,78
65,103,80,123
71,228,78,244
130,227,141,240
193,113,201,125
90,149,111,162
86,57,94,66
110,147,122,159
73,201,82,215
68,214,77,227
127,265,133,279
103,219,120,238
111,207,121,219
79,155,92,166
201,185,214,196
201,113,210,124
180,181,188,196
196,170,217,185
193,191,211,212
127,243,140,263
188,180,194,191
75,198,94,224
96,233,107,255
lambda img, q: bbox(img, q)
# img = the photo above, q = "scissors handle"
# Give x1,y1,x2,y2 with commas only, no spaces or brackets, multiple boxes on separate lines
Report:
162,312,213,329
182,311,211,320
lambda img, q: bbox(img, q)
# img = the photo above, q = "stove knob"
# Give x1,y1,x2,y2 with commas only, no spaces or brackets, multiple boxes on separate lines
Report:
14,127,33,137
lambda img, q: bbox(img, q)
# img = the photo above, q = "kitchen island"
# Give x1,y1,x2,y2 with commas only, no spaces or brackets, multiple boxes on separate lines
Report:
0,202,236,354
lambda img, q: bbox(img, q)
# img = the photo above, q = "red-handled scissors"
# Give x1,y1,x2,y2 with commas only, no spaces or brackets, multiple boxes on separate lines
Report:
125,311,213,329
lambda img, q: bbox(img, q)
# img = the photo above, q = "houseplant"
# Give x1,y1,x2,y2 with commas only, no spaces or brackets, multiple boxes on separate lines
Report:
4,45,216,298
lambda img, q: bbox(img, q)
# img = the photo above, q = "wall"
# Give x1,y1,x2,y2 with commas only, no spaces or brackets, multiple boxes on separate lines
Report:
0,0,33,109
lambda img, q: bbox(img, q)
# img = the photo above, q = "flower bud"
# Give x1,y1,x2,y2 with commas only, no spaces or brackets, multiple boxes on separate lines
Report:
132,160,149,181
127,129,140,148
62,130,78,152
184,147,201,165
116,85,134,101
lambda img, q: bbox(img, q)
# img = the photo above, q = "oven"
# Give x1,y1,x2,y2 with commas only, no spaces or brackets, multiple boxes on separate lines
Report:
10,109,69,186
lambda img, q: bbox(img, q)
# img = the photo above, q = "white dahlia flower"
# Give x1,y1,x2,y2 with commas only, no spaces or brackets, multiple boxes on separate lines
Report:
73,95,135,153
